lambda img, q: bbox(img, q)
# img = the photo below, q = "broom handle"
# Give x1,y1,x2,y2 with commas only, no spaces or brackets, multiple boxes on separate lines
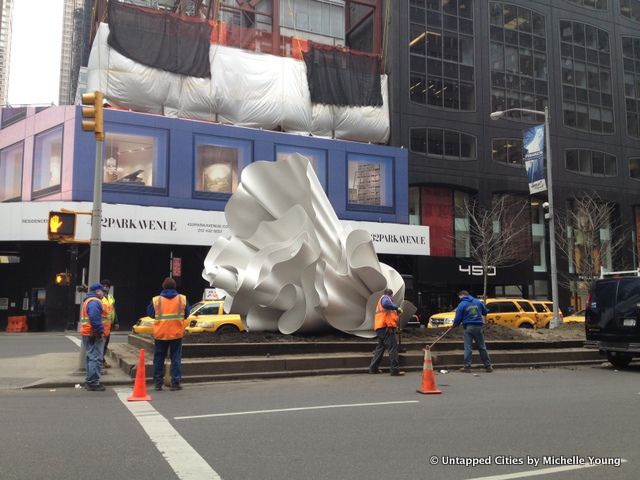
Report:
427,326,454,350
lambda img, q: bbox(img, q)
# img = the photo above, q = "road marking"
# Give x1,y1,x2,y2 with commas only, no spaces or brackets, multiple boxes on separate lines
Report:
116,389,223,480
65,335,81,347
175,400,420,420
465,459,627,480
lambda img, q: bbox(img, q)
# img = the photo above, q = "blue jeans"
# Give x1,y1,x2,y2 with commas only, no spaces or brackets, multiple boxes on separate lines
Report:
153,339,182,386
82,335,105,385
463,324,492,369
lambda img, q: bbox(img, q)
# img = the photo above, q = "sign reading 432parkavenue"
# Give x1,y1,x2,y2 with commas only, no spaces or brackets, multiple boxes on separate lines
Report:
47,211,76,241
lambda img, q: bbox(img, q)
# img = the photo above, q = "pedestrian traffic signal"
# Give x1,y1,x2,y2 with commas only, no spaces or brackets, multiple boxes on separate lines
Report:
55,272,72,286
81,91,104,141
47,211,76,241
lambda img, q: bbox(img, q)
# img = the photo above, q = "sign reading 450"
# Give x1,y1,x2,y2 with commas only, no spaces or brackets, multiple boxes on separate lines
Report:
459,265,497,276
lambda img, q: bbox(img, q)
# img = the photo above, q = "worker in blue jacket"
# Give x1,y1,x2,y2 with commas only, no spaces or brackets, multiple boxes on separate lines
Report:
452,290,493,373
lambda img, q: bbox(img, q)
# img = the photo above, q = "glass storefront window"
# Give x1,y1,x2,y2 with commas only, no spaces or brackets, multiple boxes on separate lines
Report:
0,142,23,201
103,127,167,189
347,153,394,208
276,145,327,191
32,126,63,196
194,135,251,197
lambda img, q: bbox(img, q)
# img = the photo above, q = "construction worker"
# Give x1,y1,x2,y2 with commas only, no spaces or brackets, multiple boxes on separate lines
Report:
80,283,108,391
452,290,493,373
147,277,190,391
100,279,118,368
368,288,405,376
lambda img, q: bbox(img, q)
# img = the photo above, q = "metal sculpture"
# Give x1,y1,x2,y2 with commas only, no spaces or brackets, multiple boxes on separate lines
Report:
202,154,411,338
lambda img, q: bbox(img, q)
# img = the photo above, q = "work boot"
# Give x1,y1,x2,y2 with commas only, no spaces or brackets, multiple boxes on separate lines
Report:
485,366,494,373
390,370,405,376
154,384,163,391
459,367,471,373
85,383,106,391
170,384,183,391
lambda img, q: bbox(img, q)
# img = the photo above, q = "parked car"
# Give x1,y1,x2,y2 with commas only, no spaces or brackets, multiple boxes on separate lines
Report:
429,298,539,329
184,300,246,334
563,309,585,323
585,276,640,369
531,300,564,328
132,300,237,335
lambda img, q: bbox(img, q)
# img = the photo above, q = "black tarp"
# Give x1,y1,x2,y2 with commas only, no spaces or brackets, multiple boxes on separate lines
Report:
303,46,382,107
107,1,211,78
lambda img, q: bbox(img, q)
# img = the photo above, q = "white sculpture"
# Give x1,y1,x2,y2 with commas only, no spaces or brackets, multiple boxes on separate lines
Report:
202,154,410,338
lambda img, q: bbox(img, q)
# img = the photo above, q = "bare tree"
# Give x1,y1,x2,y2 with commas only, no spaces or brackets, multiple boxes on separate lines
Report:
554,192,631,299
462,195,531,299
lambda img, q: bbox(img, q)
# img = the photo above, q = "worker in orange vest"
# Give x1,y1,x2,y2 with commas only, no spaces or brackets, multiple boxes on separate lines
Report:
368,288,405,376
147,277,190,391
80,283,108,391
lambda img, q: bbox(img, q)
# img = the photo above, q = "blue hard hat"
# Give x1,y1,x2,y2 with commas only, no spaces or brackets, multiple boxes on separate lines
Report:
89,282,107,293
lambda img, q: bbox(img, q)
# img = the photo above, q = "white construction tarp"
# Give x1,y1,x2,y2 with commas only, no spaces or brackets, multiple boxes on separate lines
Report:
86,23,389,143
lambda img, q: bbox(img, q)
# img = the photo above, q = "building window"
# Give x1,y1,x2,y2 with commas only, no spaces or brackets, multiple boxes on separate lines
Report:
560,21,613,134
492,138,523,165
409,0,475,111
409,186,421,225
0,142,23,202
103,126,168,191
410,128,477,160
622,36,640,138
194,135,251,198
565,149,617,177
454,190,470,257
629,158,640,179
347,153,394,209
0,107,27,129
32,125,63,196
621,0,640,22
531,200,546,272
567,0,607,10
280,0,345,40
489,3,548,123
276,145,327,191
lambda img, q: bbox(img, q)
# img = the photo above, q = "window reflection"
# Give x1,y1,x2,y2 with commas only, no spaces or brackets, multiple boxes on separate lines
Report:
33,126,63,195
492,138,523,165
0,142,23,201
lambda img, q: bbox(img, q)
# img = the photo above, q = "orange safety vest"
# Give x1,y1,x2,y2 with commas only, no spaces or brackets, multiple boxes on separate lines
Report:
80,297,108,336
152,294,187,340
374,295,398,330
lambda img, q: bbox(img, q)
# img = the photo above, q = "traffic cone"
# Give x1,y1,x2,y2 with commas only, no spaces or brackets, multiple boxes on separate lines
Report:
417,347,442,395
128,348,152,402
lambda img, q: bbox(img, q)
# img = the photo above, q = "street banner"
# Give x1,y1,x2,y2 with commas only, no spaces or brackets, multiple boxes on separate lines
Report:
523,124,547,194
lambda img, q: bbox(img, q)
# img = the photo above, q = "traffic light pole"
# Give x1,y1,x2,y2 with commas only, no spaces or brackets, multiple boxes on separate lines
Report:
88,139,103,286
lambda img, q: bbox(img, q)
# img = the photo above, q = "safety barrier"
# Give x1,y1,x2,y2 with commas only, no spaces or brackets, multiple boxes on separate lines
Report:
6,315,28,333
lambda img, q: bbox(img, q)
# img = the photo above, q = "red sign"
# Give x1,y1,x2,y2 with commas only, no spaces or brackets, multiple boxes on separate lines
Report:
172,257,182,277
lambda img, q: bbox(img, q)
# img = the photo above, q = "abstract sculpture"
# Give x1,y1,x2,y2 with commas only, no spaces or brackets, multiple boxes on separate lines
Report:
202,154,412,338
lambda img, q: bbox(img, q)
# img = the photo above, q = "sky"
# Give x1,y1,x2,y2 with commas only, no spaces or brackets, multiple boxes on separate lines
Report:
7,0,64,105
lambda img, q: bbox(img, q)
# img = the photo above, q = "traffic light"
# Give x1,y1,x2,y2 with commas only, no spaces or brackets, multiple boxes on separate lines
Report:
81,91,104,141
47,211,76,241
55,272,72,286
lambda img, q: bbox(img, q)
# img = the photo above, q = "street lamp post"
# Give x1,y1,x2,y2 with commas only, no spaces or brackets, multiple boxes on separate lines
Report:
490,106,561,328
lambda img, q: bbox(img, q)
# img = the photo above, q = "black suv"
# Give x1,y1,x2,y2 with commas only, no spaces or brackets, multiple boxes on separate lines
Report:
585,277,640,368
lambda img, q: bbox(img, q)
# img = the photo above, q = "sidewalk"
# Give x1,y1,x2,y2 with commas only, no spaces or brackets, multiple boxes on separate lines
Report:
0,332,133,390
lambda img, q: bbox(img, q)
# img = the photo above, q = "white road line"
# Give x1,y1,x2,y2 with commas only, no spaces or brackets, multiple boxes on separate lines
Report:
465,460,628,480
175,400,420,420
116,389,223,480
65,335,81,347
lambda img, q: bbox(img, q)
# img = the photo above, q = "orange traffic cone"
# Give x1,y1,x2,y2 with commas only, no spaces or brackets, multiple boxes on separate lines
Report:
417,348,442,395
128,348,152,402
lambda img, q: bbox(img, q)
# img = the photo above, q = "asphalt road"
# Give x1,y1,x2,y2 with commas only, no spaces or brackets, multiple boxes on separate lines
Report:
0,363,638,480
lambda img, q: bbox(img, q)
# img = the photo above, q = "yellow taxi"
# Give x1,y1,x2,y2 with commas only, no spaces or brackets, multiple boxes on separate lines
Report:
429,298,539,329
531,300,564,328
563,309,585,324
184,300,246,334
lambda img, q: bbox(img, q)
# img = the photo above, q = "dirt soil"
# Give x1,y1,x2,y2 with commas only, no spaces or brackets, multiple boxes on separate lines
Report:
184,323,585,344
